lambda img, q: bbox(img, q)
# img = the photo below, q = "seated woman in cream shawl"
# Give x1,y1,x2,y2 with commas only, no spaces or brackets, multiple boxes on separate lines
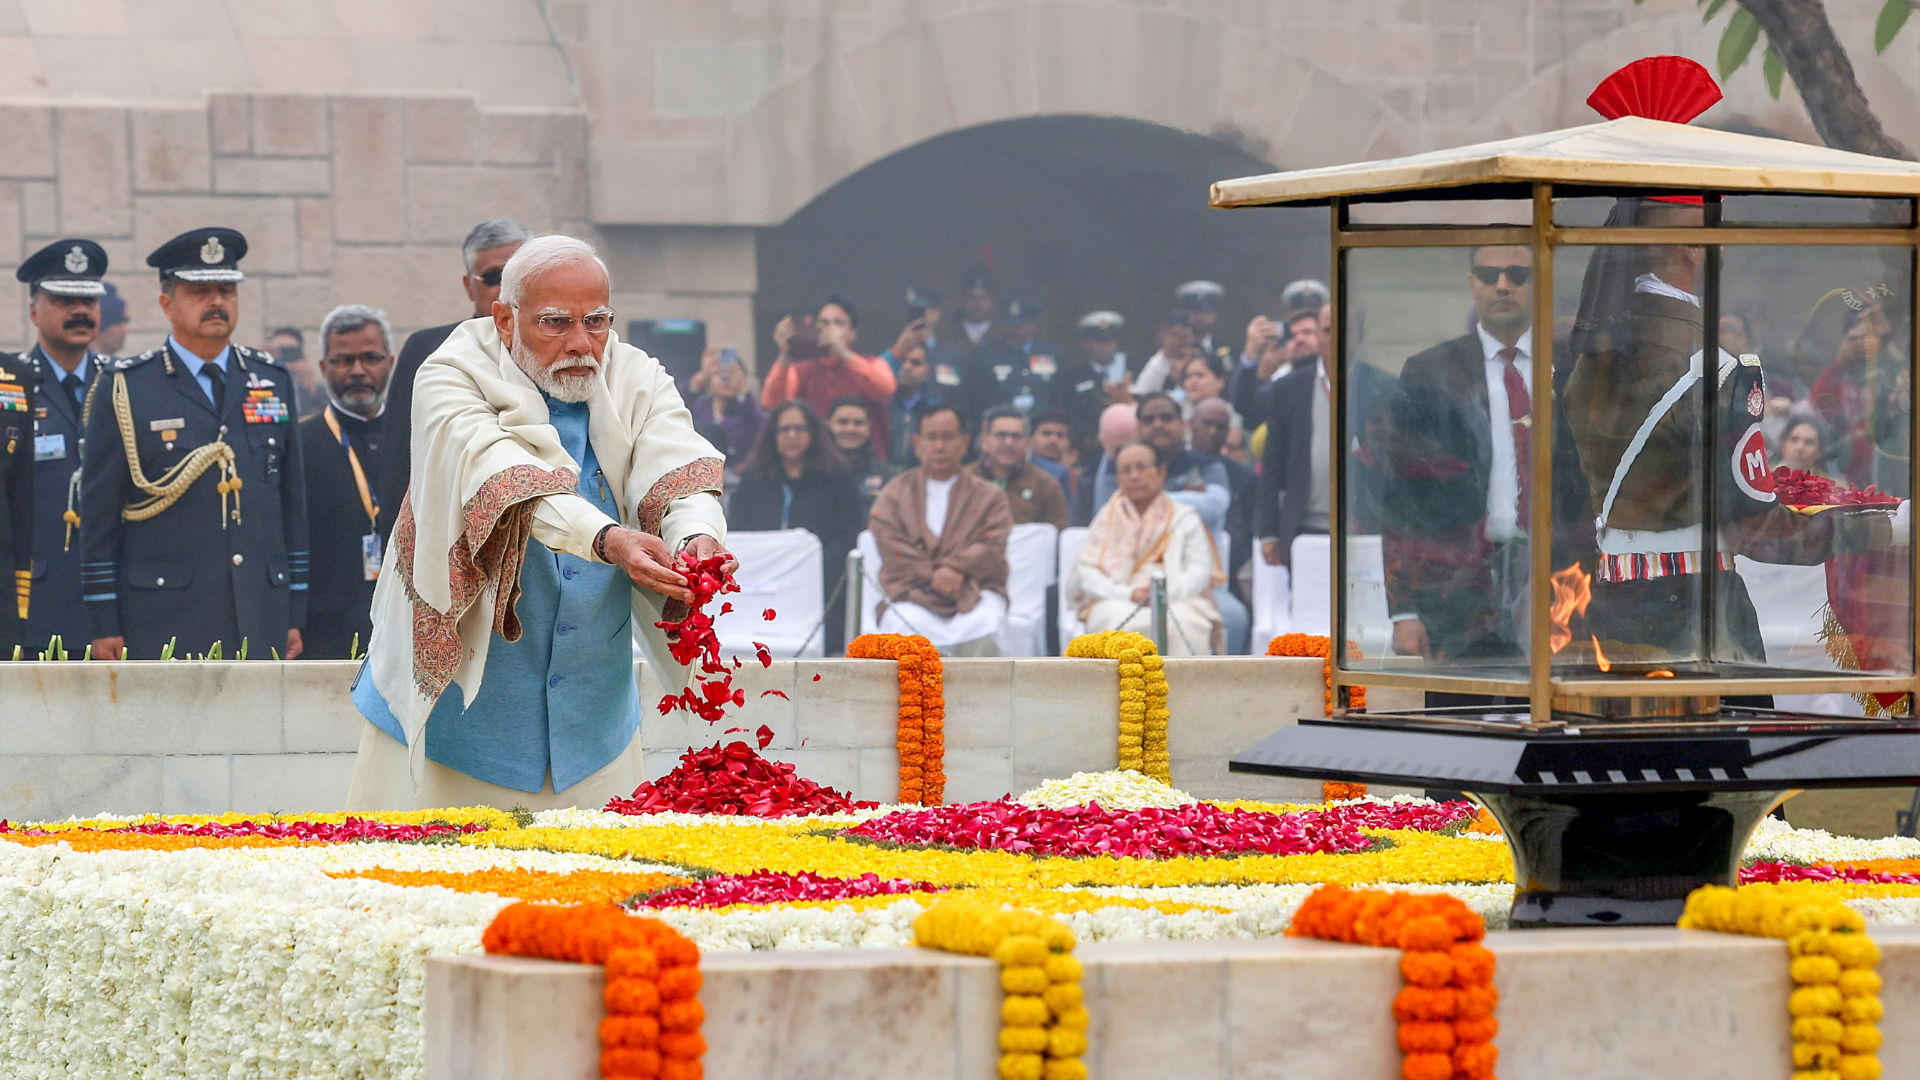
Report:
1070,440,1223,655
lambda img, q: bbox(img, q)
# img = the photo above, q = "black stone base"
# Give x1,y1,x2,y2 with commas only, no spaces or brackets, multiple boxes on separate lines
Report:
1229,709,1920,928
1479,787,1783,928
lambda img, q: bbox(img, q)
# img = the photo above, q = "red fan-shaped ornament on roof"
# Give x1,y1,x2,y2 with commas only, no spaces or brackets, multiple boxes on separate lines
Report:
1587,56,1723,124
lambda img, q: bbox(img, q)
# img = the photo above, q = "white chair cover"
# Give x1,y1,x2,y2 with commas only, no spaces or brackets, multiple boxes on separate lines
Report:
856,530,883,638
995,522,1058,656
1250,553,1292,651
711,529,825,659
1056,526,1089,647
1289,533,1332,636
1282,533,1394,653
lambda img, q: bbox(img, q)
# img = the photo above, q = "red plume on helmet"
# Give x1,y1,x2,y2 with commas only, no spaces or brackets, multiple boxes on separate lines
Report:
1586,56,1723,123
1588,57,1723,204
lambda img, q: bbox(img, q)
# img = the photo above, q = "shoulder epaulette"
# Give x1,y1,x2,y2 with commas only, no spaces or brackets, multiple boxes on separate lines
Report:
117,349,161,371
235,344,283,369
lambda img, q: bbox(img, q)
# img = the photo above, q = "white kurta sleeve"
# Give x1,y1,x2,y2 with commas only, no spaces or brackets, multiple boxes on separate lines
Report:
1071,559,1133,603
530,492,620,561
1166,514,1218,602
659,491,727,552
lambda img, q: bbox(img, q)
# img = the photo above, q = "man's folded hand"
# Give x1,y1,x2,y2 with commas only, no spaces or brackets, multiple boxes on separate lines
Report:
601,527,694,602
930,565,965,598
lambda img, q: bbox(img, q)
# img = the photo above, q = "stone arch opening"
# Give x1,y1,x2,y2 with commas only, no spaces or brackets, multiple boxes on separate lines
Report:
753,115,1328,374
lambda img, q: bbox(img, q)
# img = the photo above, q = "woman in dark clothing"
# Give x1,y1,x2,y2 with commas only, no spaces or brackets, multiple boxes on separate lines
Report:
728,400,866,654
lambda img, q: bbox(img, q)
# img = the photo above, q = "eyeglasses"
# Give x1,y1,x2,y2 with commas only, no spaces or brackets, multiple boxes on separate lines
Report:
531,310,615,338
323,351,390,370
478,268,504,287
1471,265,1532,286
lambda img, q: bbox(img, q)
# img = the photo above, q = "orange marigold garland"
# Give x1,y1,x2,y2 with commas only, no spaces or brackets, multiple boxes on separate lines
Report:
1288,885,1498,1080
484,902,705,1080
848,633,947,805
1268,634,1370,803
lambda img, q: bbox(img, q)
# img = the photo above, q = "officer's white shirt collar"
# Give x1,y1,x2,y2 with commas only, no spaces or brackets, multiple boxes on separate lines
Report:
1474,323,1533,367
1634,273,1701,308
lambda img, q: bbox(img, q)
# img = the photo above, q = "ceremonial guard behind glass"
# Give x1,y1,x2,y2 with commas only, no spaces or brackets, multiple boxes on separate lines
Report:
18,238,109,654
80,228,309,660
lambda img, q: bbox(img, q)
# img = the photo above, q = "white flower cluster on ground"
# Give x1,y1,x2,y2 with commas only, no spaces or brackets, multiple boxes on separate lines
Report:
1015,770,1199,810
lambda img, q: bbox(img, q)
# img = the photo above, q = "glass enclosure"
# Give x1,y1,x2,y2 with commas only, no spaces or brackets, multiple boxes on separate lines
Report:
1335,190,1917,704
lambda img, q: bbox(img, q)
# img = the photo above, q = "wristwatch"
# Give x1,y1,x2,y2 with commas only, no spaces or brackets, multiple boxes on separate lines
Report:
592,524,617,563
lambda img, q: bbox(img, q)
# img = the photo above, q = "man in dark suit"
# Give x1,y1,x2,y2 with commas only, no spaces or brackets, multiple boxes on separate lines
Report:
381,217,529,519
298,304,397,659
1380,246,1537,667
82,227,309,660
17,238,109,654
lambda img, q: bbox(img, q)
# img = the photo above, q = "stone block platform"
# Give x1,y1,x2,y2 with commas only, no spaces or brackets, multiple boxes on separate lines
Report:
429,926,1920,1080
0,658,1415,820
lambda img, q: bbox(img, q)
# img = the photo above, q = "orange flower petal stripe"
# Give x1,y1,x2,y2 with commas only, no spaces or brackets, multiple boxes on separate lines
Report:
1288,885,1498,1080
849,633,946,805
485,903,704,1080
330,868,691,904
1269,634,1369,803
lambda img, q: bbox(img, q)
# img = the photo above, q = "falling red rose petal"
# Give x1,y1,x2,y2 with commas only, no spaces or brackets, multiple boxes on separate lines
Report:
753,642,772,668
652,552,745,723
755,724,775,749
604,741,878,817
812,674,822,682
760,690,789,700
762,608,777,621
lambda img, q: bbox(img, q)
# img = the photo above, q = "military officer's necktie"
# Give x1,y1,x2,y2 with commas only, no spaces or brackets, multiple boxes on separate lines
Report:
1498,346,1530,525
61,371,82,407
203,361,226,412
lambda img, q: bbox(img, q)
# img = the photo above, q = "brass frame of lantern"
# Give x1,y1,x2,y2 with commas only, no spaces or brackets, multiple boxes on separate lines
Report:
1306,182,1920,720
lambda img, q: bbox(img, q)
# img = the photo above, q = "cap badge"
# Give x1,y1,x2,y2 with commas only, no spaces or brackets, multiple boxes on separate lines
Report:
63,246,87,274
200,236,224,264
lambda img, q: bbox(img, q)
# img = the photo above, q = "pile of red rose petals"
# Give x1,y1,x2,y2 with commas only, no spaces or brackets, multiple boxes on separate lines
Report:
1742,860,1920,886
1303,798,1481,833
655,551,746,722
1773,466,1901,508
844,799,1372,858
605,738,879,818
632,870,941,909
0,817,487,842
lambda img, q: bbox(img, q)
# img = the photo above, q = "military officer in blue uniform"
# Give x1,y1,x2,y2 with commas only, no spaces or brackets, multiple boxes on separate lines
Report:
17,238,110,654
80,227,310,660
0,349,31,655
968,297,1063,421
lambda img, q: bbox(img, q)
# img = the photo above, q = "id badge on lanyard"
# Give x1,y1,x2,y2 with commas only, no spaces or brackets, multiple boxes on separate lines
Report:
361,533,383,582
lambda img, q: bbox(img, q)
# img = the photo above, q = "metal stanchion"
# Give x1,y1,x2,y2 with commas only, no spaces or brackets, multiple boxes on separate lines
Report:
1149,570,1168,655
845,549,864,646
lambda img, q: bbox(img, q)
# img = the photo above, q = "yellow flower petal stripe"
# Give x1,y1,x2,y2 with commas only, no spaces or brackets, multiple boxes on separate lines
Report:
915,899,1088,1080
1681,883,1885,1080
1066,631,1170,782
465,824,1515,890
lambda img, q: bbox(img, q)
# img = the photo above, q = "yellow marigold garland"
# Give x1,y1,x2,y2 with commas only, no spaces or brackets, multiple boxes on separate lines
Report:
914,899,1089,1080
848,633,946,805
1066,631,1170,782
1680,883,1884,1080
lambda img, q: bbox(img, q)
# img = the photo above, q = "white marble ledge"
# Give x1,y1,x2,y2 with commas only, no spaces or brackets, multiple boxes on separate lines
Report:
426,926,1920,1080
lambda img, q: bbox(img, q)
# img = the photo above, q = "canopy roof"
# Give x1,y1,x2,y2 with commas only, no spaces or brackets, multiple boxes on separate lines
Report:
1210,117,1920,208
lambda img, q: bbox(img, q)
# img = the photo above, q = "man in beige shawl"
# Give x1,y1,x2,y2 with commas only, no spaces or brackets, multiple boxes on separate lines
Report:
868,403,1012,654
347,235,729,810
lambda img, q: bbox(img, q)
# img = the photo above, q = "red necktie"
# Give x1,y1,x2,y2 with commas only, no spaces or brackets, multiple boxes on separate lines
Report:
1500,347,1531,524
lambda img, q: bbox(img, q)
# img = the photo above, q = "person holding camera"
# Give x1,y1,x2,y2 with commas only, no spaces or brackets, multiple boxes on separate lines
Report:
761,296,898,461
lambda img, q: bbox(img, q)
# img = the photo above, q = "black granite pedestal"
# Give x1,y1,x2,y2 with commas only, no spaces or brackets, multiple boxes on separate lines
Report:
1230,709,1920,928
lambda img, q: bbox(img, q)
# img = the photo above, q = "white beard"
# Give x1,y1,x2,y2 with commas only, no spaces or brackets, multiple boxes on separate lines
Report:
511,336,600,402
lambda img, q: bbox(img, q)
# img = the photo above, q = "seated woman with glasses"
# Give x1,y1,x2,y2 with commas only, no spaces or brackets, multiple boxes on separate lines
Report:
1069,440,1223,655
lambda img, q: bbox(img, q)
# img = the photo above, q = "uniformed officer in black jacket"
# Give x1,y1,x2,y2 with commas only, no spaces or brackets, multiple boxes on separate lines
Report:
0,350,32,655
17,238,109,654
969,298,1064,420
80,227,309,660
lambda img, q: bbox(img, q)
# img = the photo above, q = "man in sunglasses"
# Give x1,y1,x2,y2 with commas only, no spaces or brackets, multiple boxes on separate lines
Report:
349,234,730,811
381,217,532,521
1379,245,1539,675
